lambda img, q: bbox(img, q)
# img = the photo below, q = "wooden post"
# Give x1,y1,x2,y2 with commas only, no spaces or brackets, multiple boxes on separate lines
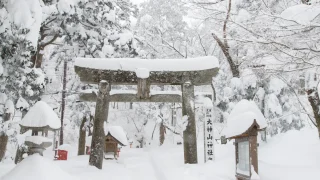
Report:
182,81,198,164
53,131,56,151
137,78,150,99
78,116,87,155
250,135,258,174
89,80,110,169
0,135,8,162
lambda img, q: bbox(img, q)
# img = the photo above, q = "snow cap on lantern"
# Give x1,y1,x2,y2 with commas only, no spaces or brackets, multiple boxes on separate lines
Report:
20,101,61,131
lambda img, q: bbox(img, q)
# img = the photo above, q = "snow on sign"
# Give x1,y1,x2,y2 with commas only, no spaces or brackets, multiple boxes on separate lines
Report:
204,106,214,162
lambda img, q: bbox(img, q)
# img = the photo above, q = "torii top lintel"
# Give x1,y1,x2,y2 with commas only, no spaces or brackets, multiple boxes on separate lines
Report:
74,56,219,86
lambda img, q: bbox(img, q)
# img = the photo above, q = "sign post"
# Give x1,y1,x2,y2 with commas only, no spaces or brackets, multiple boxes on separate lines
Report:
204,106,214,162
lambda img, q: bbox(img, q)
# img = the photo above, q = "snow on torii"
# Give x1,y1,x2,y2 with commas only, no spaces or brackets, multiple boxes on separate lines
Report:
74,56,219,85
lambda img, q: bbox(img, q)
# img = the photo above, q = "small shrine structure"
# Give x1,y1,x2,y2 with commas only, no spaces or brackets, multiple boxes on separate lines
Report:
104,125,128,160
19,101,61,156
74,56,219,169
225,100,267,180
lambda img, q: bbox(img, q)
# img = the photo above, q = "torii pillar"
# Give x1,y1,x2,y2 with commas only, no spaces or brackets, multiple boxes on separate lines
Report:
182,81,198,163
89,81,110,169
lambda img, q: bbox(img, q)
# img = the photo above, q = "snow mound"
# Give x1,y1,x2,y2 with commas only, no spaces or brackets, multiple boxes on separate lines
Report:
104,124,128,146
1,154,75,180
225,100,267,138
281,4,320,25
58,144,72,151
75,56,219,72
20,101,61,130
135,68,150,78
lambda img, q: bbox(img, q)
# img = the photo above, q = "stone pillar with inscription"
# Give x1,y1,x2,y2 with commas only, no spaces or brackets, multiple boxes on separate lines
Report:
204,105,215,162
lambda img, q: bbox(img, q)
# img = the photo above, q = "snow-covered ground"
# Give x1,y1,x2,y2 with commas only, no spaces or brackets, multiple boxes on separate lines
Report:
1,128,320,180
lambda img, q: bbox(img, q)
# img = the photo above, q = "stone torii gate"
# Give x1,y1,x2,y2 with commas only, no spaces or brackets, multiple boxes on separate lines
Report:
74,57,219,169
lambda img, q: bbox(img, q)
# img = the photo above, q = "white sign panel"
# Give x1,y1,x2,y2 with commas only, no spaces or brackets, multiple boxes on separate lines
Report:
204,107,214,162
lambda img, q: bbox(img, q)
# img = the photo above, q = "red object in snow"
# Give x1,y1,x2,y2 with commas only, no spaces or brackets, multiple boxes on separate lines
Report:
57,150,68,160
117,148,120,157
86,146,91,155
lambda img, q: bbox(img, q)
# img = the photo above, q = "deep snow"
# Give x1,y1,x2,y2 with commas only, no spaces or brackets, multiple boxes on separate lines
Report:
1,128,320,180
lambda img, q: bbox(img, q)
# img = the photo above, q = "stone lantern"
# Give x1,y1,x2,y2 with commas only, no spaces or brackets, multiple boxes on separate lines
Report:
19,101,61,156
225,100,267,180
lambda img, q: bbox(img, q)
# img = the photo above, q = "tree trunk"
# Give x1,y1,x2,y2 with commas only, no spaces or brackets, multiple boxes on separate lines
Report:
89,81,110,169
34,47,44,68
31,25,44,68
307,89,320,138
88,115,94,136
182,82,198,164
78,116,87,155
211,0,240,78
14,146,21,164
159,121,165,146
60,59,67,145
211,34,239,78
0,135,8,162
31,45,44,68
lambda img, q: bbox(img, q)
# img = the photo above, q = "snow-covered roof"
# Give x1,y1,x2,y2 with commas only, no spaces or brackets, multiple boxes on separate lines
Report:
104,124,128,146
20,101,61,130
225,100,267,138
1,154,75,180
75,56,219,72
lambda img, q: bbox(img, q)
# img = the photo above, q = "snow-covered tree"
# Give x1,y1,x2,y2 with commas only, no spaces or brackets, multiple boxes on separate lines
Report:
0,0,45,161
136,0,189,58
63,0,139,58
